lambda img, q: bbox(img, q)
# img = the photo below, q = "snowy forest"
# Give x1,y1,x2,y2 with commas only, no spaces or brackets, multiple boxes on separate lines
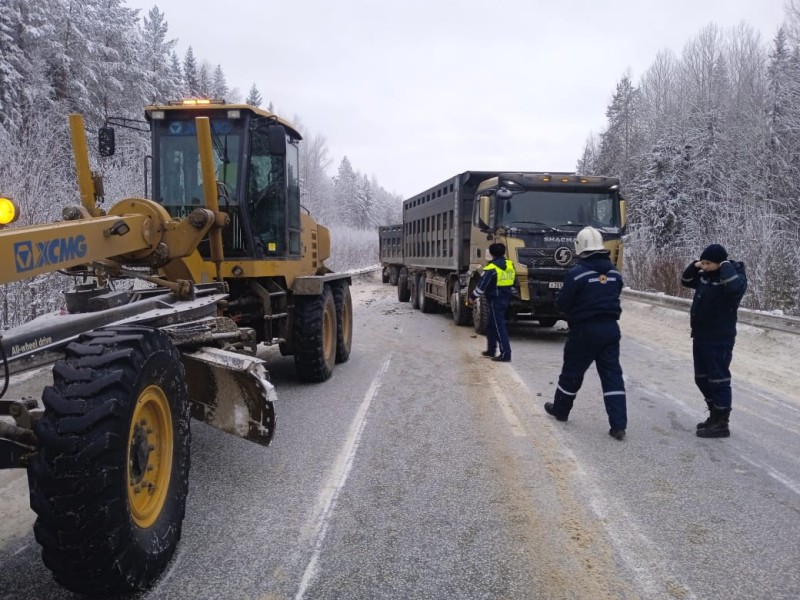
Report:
0,1,401,327
579,3,800,315
2,2,799,326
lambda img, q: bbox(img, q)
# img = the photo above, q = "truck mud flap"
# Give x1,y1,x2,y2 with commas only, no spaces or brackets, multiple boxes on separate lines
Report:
181,347,276,446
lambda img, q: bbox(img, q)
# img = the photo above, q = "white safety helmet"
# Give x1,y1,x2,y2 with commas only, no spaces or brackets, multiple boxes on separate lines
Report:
574,226,606,255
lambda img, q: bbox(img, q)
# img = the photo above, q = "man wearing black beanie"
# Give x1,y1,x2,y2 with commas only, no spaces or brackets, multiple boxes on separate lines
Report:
680,244,748,438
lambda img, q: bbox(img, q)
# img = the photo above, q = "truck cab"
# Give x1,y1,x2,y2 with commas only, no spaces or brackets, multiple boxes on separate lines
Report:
472,172,626,326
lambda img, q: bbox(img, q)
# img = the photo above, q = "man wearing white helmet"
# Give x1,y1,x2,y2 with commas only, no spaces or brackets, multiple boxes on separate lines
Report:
543,226,627,440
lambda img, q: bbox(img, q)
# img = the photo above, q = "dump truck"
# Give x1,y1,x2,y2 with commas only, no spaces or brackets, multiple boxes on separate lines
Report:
383,171,625,330
0,100,352,594
378,224,403,284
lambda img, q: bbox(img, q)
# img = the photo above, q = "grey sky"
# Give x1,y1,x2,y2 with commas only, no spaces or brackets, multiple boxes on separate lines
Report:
127,0,787,198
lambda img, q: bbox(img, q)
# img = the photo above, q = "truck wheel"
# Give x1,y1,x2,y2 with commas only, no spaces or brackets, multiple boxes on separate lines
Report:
333,281,353,363
389,266,399,286
27,326,191,595
419,275,436,313
381,268,390,284
397,268,411,302
293,285,337,382
451,283,473,326
473,296,490,335
538,318,558,328
410,274,420,309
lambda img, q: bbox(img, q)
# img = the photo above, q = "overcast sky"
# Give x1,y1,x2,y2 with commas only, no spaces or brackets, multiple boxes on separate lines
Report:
126,0,787,198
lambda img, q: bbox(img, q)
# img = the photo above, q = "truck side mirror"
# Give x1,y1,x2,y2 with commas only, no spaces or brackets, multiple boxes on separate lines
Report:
99,127,115,157
619,198,627,234
268,125,286,156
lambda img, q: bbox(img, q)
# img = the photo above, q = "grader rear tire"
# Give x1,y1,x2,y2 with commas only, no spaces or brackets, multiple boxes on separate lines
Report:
293,285,337,382
27,326,191,595
333,281,353,363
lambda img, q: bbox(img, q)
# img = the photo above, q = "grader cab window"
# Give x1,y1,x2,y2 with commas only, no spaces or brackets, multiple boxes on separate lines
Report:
155,118,243,216
246,124,301,257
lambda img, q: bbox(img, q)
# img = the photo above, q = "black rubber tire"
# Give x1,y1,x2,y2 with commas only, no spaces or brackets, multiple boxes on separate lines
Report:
388,266,399,286
27,326,191,595
381,268,390,284
293,285,337,382
451,283,473,326
333,281,353,364
397,268,411,302
538,318,558,328
419,275,436,313
473,296,490,335
410,274,420,309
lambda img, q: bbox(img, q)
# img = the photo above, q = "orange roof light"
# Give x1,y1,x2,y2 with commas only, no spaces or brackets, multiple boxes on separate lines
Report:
561,177,570,183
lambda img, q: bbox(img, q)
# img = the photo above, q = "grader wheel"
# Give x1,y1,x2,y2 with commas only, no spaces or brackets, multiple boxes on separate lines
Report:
333,281,353,364
27,326,191,595
293,285,337,382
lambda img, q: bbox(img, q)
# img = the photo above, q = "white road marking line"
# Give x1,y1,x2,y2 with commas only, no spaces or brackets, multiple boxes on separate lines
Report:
486,368,525,437
294,356,392,600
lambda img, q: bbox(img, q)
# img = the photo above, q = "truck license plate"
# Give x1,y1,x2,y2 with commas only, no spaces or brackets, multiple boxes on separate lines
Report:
548,281,563,289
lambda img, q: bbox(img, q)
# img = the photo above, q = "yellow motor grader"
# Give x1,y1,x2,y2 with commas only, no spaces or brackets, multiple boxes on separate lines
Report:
0,101,353,594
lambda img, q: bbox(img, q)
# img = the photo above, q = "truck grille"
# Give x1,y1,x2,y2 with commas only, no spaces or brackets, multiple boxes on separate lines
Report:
517,247,577,269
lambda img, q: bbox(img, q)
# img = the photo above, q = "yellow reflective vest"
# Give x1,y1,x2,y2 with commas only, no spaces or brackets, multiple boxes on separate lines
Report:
483,259,516,287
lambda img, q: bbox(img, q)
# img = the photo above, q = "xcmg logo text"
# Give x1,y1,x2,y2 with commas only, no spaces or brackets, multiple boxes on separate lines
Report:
14,236,88,272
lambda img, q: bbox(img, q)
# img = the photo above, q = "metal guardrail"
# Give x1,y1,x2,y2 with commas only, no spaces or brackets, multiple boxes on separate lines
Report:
622,289,800,335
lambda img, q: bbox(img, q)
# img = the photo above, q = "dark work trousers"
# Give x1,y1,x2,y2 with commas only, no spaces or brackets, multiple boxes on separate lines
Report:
486,294,511,359
692,338,734,409
551,321,627,430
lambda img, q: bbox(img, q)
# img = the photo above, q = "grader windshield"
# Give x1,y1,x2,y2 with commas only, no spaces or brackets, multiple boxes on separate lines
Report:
148,103,302,259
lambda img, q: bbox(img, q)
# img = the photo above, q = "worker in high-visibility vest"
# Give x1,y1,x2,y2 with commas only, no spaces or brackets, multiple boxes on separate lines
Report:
470,242,516,362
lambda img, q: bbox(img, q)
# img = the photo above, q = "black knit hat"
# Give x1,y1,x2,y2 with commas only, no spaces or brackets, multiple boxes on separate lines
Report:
700,244,728,264
489,243,506,258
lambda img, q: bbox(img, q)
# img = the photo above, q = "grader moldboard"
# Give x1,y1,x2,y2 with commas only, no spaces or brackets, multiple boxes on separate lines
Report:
0,100,353,594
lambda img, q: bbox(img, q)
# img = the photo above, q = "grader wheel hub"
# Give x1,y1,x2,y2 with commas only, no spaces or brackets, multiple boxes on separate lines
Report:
127,384,173,528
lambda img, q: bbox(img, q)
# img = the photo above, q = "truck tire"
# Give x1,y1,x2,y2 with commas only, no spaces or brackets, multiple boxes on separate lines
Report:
293,285,337,382
451,283,473,326
473,296,490,335
388,266,399,286
333,281,353,363
538,318,558,328
418,274,432,313
410,274,420,309
382,268,390,284
27,326,191,595
397,267,411,302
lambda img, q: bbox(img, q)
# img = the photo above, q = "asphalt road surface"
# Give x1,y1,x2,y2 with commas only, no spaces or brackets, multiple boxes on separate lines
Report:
1,273,798,599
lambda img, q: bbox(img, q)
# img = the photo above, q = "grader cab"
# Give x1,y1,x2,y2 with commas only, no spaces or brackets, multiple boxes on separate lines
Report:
0,101,352,594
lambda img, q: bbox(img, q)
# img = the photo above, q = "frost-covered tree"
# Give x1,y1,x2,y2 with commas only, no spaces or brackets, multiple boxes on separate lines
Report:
183,46,198,96
139,6,179,103
211,64,228,99
246,83,263,107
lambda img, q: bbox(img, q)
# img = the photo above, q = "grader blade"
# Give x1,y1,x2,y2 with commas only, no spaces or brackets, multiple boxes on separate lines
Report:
181,347,276,446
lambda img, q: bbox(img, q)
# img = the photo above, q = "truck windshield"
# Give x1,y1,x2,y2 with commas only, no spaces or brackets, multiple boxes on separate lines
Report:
154,118,244,218
497,190,621,232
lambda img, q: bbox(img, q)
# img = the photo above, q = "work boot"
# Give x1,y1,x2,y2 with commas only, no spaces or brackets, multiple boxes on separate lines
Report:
491,355,511,362
481,350,496,358
696,400,716,430
608,428,626,441
544,402,568,422
696,407,730,438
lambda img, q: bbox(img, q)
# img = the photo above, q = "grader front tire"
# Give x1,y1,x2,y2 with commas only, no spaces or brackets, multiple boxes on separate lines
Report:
27,326,191,595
